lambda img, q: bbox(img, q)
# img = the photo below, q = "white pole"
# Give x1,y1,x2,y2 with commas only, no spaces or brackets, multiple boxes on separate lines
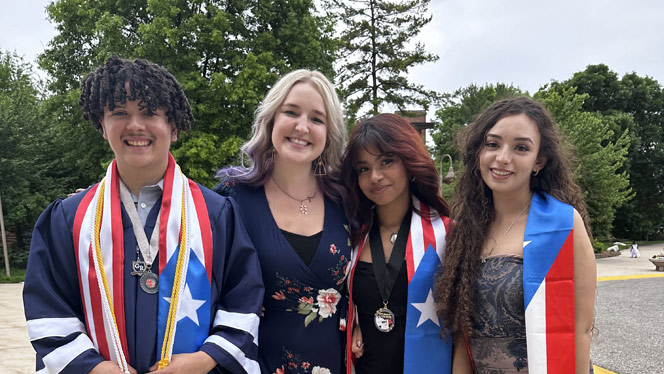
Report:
0,192,10,277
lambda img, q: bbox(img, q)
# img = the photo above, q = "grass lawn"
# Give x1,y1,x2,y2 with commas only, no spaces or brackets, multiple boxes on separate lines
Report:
0,267,26,283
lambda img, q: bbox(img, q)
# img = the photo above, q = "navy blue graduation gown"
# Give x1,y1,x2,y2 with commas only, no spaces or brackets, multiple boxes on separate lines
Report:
23,184,264,373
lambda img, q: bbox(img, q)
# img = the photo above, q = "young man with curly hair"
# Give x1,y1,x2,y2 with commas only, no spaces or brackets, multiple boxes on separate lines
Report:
23,56,264,374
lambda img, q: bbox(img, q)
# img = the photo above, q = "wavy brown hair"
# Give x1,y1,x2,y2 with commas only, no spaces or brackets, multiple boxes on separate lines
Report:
341,113,449,245
433,96,591,338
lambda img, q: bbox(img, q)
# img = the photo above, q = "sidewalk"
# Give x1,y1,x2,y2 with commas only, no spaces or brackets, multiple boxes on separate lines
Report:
2,244,663,373
0,283,32,373
596,243,664,278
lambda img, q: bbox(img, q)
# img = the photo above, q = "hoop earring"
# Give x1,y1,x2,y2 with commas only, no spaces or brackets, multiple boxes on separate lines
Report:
314,156,327,176
532,169,539,176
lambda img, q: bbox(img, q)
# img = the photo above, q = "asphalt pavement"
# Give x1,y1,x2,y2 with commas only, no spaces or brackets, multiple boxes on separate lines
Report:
1,244,663,373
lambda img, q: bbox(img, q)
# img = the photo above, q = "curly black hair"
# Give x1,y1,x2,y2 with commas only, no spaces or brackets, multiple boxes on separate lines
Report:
80,55,194,131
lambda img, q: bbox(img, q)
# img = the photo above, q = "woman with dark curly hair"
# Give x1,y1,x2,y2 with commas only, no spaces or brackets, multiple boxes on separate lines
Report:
341,114,453,374
434,97,596,373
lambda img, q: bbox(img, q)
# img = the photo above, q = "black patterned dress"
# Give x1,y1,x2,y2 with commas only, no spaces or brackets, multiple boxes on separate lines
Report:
469,256,529,373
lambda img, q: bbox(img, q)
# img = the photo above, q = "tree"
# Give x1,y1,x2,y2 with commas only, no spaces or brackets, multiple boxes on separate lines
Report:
327,0,440,122
553,64,664,239
431,83,524,160
0,52,58,264
39,0,337,187
535,87,632,238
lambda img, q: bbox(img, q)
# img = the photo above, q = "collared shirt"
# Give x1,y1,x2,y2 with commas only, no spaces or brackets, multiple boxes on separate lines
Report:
129,180,164,227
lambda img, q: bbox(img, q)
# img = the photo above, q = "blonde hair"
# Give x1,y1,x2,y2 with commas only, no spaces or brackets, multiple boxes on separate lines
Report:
228,69,346,191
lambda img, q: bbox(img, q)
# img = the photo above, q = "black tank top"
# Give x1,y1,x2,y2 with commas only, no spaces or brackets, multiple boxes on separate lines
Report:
352,260,408,373
281,230,322,266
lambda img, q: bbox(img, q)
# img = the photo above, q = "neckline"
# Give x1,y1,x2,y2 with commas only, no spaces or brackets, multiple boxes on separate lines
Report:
260,185,328,269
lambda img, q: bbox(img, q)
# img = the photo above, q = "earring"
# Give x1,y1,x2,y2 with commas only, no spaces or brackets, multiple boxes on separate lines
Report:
271,148,275,164
314,156,327,176
532,169,539,176
410,176,416,182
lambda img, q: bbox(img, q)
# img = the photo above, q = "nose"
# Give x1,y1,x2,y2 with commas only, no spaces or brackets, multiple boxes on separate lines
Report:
126,114,145,131
496,147,511,164
294,115,309,134
370,169,383,182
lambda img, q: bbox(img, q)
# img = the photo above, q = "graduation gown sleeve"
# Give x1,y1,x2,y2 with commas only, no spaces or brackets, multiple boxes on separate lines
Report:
199,190,265,374
23,196,105,373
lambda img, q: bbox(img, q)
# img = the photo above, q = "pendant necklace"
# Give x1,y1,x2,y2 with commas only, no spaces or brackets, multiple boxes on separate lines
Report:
369,210,412,333
120,182,160,294
481,200,530,263
271,176,317,215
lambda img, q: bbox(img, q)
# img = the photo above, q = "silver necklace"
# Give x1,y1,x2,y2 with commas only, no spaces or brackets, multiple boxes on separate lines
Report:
481,201,530,263
271,176,317,215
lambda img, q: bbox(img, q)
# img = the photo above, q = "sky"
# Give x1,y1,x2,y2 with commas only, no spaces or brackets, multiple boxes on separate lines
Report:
2,0,663,105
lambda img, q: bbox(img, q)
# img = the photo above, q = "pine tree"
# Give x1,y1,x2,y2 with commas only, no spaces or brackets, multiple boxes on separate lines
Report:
327,0,440,122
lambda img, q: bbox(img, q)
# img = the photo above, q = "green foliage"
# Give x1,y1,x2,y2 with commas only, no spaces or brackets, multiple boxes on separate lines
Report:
0,267,26,283
327,0,440,122
0,52,60,255
535,87,632,238
39,0,337,189
432,83,524,160
552,65,664,239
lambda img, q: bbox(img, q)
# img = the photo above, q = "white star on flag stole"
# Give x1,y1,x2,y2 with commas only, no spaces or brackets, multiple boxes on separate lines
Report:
73,154,214,371
346,196,453,374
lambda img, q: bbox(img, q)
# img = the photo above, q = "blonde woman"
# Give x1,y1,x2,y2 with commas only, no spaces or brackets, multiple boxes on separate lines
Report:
217,70,350,374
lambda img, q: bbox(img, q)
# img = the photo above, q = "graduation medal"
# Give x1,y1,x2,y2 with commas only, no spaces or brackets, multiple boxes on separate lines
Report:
369,210,412,334
374,302,395,332
140,270,159,294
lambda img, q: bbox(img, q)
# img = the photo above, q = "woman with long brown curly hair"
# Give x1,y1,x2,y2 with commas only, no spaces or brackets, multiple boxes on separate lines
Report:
342,113,453,374
434,97,596,373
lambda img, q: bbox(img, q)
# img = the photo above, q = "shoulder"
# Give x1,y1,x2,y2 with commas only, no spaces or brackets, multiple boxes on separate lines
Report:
42,185,97,226
571,208,587,233
214,176,258,199
214,176,240,198
194,182,233,211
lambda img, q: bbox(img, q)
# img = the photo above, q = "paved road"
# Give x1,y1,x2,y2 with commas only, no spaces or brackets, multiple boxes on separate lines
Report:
591,244,664,374
2,244,663,373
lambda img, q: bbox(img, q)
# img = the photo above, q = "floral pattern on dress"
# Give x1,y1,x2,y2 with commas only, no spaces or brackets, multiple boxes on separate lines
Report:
215,177,238,199
327,243,349,285
271,273,342,327
273,347,331,374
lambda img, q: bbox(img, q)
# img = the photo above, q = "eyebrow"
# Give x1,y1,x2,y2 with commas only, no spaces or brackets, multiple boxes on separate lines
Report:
486,133,534,145
282,103,326,118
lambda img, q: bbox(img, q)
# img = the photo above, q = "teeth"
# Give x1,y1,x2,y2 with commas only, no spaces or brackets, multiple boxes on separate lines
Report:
492,169,512,176
289,138,309,146
127,140,150,146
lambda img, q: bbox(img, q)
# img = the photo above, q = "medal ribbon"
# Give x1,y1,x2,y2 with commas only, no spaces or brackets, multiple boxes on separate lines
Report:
369,210,412,314
118,182,161,274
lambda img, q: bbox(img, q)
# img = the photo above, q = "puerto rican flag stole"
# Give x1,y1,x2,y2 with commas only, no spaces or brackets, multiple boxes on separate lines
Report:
345,196,453,374
72,153,213,372
523,192,575,373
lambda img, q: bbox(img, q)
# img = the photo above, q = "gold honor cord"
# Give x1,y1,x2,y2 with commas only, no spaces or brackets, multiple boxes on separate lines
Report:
92,181,130,373
158,176,189,369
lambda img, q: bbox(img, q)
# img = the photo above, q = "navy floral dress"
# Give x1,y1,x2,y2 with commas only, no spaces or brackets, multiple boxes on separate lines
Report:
217,180,351,374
